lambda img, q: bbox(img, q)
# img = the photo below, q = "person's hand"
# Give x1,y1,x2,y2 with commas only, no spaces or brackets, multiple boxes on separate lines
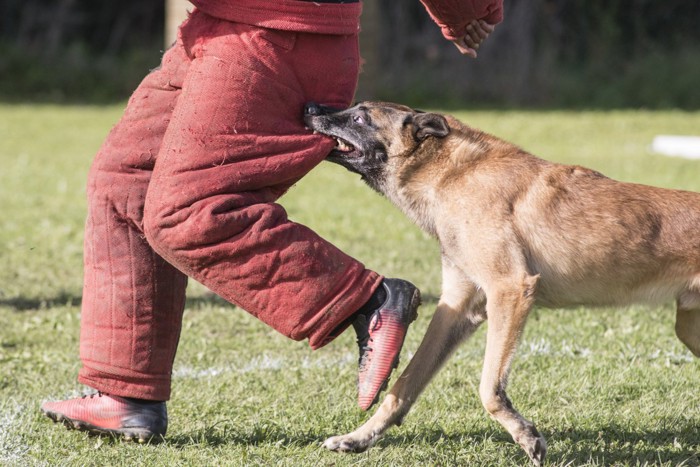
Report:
450,20,496,58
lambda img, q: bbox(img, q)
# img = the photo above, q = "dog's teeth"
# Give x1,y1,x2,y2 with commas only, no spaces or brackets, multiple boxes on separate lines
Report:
335,138,353,152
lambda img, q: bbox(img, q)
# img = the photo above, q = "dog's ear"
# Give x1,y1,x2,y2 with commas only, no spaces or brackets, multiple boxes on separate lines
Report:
413,113,450,141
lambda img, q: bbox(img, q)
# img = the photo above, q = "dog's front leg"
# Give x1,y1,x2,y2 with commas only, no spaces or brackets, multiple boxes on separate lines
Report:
479,273,546,466
324,261,486,453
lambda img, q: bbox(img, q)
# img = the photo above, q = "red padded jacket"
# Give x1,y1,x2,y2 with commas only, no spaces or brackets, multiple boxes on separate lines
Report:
188,0,504,38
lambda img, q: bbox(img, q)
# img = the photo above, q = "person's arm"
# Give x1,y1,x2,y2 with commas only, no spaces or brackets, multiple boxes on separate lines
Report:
419,0,503,57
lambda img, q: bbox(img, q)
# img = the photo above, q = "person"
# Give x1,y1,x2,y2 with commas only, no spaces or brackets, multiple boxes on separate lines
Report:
41,0,503,442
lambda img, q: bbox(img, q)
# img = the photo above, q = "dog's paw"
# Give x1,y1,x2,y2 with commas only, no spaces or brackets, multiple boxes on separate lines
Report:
322,432,374,453
516,427,547,467
526,436,547,466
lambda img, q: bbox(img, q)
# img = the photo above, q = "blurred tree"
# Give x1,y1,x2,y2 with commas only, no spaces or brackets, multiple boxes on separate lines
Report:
357,0,381,101
0,0,698,107
2,0,163,55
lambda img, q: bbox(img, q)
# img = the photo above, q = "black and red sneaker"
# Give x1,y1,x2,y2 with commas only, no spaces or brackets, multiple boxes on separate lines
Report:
353,278,420,410
41,392,167,442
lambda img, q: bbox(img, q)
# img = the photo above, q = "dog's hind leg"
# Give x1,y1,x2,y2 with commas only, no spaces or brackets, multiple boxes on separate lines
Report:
323,257,486,453
478,272,546,467
675,281,700,357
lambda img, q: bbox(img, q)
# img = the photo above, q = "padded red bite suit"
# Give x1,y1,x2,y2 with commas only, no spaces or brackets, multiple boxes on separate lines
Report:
78,7,381,401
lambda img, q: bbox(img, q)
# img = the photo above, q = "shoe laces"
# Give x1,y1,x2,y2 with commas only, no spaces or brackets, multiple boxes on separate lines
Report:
353,312,382,371
81,391,109,400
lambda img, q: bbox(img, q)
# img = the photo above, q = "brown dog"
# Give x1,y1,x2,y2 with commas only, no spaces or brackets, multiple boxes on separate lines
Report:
304,102,700,465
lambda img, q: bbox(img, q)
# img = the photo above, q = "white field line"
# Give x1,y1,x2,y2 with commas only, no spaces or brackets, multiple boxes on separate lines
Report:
173,339,694,381
519,338,592,359
0,401,30,465
519,338,694,365
173,352,356,380
647,349,694,365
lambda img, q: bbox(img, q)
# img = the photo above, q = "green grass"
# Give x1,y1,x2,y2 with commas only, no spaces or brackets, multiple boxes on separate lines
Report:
1,104,700,466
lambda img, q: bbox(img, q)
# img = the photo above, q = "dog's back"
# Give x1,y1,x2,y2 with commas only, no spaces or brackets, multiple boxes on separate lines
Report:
514,165,700,308
428,118,700,309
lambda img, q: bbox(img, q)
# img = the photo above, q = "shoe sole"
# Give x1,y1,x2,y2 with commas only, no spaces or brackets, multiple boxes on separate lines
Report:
364,286,421,410
42,409,164,444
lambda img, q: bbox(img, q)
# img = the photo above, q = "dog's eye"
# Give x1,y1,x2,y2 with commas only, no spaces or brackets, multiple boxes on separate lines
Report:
353,115,365,124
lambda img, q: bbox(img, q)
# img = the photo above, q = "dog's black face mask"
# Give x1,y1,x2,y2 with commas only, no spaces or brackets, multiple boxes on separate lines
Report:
303,102,388,180
303,101,449,191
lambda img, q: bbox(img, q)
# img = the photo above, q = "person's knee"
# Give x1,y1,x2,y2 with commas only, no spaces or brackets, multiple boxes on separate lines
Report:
143,187,284,263
143,197,182,258
143,194,225,260
87,161,145,225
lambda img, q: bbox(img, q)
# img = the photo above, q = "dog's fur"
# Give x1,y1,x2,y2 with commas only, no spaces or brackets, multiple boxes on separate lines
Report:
304,102,700,465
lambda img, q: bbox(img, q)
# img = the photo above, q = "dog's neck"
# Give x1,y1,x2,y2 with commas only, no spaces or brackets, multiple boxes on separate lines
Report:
380,121,514,237
382,137,449,237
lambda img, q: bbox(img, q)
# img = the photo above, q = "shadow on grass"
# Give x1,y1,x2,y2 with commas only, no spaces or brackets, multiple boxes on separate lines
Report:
162,421,700,465
387,422,700,465
165,425,323,449
544,422,700,465
0,292,234,312
0,292,82,311
1,291,440,313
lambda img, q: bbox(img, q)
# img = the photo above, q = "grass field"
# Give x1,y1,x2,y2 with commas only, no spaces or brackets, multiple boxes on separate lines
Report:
1,104,700,466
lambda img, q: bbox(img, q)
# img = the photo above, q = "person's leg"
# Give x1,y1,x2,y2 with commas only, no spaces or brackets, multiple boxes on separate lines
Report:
41,19,193,441
76,37,191,401
42,12,419,440
143,17,382,350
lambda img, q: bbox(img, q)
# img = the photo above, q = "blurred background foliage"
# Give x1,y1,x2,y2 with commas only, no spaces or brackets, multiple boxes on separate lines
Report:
1,0,699,108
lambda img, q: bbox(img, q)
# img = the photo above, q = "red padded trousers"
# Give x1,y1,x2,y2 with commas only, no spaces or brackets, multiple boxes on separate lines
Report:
78,10,382,401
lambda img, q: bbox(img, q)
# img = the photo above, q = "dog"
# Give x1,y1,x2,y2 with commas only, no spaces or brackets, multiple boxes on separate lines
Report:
303,101,700,466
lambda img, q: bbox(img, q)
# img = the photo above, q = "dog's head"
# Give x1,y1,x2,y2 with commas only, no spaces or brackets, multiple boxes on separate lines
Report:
303,101,450,192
